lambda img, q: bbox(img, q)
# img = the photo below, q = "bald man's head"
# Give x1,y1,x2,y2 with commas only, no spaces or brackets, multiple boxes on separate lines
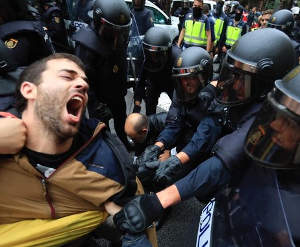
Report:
125,113,149,144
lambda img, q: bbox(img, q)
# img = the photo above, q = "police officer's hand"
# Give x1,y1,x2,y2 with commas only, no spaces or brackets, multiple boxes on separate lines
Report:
0,118,26,154
113,194,164,234
140,144,162,164
95,102,113,123
153,156,182,188
198,88,215,111
136,155,162,185
132,104,141,113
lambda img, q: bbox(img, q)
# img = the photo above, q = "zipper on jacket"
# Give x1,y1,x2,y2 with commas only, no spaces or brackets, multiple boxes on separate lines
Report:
41,178,56,218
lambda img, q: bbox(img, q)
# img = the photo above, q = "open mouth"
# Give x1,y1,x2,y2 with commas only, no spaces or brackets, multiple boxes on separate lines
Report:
66,96,84,123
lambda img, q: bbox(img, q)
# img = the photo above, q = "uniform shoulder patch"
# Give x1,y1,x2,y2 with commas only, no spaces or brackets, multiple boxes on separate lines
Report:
113,65,119,73
4,38,18,49
54,16,60,23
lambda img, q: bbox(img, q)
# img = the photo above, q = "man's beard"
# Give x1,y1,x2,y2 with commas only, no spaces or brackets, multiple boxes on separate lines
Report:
35,90,79,141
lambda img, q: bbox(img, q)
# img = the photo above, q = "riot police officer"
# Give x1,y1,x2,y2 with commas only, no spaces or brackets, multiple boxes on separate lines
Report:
112,28,298,236
39,0,69,52
0,40,22,115
73,0,131,148
177,0,213,53
268,9,300,62
133,26,174,115
0,1,53,67
131,0,154,36
211,0,229,63
136,46,221,187
221,4,248,55
173,0,192,33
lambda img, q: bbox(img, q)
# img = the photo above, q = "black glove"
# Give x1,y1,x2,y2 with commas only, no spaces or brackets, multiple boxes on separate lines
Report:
136,156,161,186
95,102,113,123
153,156,182,188
139,144,162,164
132,104,141,113
113,194,164,234
198,85,215,111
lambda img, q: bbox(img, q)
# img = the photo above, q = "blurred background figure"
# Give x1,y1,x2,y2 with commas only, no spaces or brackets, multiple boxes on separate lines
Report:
131,0,154,35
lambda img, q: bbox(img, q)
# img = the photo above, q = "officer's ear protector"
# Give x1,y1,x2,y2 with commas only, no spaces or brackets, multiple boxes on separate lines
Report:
200,58,213,81
257,58,274,76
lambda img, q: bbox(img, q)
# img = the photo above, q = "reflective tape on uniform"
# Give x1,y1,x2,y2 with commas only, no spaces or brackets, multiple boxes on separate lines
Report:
225,25,242,46
214,19,224,41
184,20,207,46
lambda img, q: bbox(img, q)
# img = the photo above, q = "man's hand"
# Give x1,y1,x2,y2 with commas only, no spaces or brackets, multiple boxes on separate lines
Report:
0,118,26,154
153,156,182,188
132,104,141,113
113,194,164,234
159,149,171,161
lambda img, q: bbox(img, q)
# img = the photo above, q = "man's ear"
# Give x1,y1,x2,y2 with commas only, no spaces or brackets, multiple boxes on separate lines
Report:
20,81,37,100
141,127,148,134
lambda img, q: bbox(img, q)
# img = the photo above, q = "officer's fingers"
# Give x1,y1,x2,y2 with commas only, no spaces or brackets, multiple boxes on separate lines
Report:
113,210,125,227
145,160,160,169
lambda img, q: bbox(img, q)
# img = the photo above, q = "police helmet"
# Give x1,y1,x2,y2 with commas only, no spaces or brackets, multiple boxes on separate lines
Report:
244,65,300,169
143,27,172,72
93,0,131,49
133,0,146,11
0,40,17,75
217,28,297,106
267,9,295,35
215,0,224,16
173,47,213,103
230,1,240,14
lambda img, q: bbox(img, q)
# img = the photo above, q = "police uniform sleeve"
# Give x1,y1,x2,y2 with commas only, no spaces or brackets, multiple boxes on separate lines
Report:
204,17,211,31
181,116,222,161
175,156,231,201
133,71,146,103
156,95,185,149
211,115,256,173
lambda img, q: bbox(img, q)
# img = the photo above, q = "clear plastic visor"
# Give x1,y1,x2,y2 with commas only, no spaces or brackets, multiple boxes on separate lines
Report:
175,73,206,102
98,17,132,49
244,94,300,169
216,65,252,105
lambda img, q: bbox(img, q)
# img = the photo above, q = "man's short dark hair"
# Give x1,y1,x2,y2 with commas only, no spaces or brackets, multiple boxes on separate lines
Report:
15,53,85,113
203,4,210,14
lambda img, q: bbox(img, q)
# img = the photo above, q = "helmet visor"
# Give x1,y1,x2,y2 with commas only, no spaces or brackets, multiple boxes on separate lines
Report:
174,73,206,102
244,93,300,169
143,43,169,72
216,65,252,105
98,17,131,49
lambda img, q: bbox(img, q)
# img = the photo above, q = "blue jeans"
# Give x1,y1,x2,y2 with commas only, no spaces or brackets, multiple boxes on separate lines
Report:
122,233,152,247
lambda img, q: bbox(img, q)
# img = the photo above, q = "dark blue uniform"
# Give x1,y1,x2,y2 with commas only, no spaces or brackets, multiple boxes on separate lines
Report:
211,11,229,51
175,103,262,200
156,84,222,163
131,8,154,35
40,6,69,52
183,12,211,49
73,25,129,147
0,20,53,67
134,61,174,115
174,7,192,33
